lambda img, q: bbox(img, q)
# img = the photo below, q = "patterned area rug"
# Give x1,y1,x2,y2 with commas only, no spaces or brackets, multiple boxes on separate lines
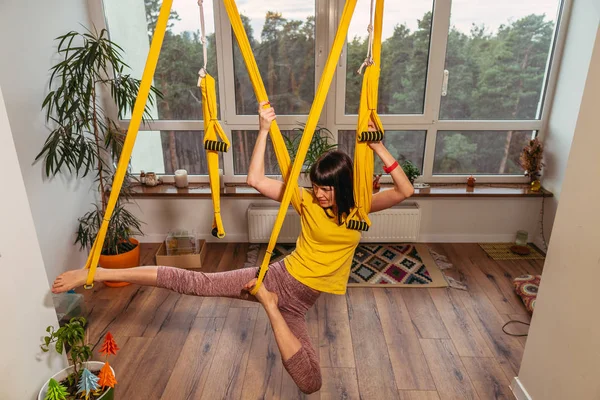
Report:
479,243,545,260
247,243,448,288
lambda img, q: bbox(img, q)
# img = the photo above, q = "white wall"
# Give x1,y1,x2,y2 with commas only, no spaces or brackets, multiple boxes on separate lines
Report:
538,0,600,248
128,196,541,244
0,86,67,399
0,0,96,283
515,24,600,400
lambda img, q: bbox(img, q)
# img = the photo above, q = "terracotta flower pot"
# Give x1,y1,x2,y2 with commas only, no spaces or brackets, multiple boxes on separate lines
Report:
99,238,140,288
38,361,115,400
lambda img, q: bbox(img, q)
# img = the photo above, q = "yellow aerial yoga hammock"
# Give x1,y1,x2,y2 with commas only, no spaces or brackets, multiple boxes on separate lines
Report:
82,0,384,293
221,0,363,295
82,0,173,289
347,0,385,232
197,0,230,239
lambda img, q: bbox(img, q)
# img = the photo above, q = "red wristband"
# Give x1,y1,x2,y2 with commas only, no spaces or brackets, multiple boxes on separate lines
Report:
383,161,399,174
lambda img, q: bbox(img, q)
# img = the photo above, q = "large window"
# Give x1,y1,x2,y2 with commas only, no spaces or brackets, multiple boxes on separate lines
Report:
102,0,567,183
232,4,316,115
344,0,434,115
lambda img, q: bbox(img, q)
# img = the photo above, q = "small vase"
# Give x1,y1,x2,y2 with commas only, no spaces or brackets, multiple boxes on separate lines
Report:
530,179,541,192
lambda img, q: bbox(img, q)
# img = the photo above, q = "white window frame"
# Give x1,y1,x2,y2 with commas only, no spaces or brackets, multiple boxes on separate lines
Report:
97,0,572,184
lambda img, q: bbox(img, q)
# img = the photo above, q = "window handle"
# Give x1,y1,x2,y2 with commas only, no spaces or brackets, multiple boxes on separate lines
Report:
441,69,449,97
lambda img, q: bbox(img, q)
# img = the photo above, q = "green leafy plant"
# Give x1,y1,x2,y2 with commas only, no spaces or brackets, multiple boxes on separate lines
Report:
519,138,544,182
41,318,118,399
36,28,160,255
41,317,92,382
401,160,420,184
284,123,338,174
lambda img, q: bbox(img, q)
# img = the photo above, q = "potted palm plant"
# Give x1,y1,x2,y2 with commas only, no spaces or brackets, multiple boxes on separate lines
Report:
36,28,160,285
284,123,337,187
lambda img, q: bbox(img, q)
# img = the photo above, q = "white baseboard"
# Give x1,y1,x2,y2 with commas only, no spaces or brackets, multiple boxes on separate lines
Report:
510,377,532,400
418,233,516,243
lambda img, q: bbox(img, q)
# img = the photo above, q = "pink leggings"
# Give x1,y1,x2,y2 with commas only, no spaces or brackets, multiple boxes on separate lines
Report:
156,261,322,394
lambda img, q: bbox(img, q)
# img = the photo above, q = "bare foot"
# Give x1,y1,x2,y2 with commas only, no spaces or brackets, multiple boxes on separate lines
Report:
51,269,89,294
244,278,278,309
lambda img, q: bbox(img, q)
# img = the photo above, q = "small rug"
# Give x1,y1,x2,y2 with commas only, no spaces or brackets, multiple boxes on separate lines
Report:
479,243,545,260
245,243,448,288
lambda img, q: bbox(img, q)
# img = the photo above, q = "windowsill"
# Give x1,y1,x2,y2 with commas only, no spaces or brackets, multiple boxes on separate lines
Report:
129,183,553,198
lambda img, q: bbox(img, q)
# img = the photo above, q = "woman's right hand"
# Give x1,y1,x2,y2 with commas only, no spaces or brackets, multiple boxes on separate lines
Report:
258,101,276,132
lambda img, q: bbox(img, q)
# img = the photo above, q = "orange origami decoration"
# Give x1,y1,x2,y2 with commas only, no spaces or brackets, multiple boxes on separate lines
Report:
99,332,119,357
98,362,117,389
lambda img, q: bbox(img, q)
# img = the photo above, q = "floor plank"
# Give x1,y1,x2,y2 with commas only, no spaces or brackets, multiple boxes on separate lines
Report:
429,288,494,358
241,308,284,399
444,245,525,378
321,368,360,400
199,307,258,400
420,339,479,400
347,288,399,400
119,294,202,399
106,336,153,398
464,244,529,315
500,314,530,347
456,246,516,315
452,277,524,379
160,317,225,399
80,242,541,399
318,294,355,368
373,288,437,390
402,288,450,339
461,356,515,400
106,286,172,338
398,391,441,400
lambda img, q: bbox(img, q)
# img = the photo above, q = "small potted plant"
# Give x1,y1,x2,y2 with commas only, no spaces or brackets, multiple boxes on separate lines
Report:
38,317,119,400
284,123,338,187
519,138,544,191
401,160,420,185
36,28,160,286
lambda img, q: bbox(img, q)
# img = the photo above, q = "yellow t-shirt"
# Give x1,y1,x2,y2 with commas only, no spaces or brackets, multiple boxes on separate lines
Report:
284,188,361,294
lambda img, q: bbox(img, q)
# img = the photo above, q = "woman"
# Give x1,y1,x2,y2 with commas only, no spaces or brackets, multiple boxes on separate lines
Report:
51,102,414,394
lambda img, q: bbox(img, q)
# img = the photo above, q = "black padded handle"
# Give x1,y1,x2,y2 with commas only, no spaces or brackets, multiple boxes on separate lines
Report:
204,140,229,152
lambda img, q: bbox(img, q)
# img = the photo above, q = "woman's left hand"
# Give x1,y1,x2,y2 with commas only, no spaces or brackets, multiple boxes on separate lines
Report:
367,141,385,151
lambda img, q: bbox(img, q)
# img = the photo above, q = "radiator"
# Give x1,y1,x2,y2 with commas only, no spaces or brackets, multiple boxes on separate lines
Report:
247,203,420,243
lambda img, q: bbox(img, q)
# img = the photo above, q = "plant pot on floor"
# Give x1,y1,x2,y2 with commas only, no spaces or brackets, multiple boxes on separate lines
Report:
38,361,115,400
99,238,140,287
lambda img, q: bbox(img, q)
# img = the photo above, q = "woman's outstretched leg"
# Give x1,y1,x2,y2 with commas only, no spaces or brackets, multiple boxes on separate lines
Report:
52,265,257,300
52,266,159,293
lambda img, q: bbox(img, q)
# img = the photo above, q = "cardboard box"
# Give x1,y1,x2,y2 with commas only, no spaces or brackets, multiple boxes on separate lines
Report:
155,239,207,269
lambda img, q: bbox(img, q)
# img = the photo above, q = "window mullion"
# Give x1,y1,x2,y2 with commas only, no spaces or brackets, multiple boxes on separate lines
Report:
424,0,451,124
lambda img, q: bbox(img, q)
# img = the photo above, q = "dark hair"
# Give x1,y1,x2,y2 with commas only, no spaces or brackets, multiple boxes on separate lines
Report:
309,150,355,224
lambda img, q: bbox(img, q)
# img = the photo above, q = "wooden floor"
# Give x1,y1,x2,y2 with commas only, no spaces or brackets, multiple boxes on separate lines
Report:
80,243,543,400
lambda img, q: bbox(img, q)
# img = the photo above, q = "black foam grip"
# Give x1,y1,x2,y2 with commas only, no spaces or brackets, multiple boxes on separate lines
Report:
346,220,370,231
211,227,219,237
256,268,268,279
358,131,384,142
204,140,229,152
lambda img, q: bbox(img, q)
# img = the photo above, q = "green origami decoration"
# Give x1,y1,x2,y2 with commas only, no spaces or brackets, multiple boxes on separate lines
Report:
44,378,68,400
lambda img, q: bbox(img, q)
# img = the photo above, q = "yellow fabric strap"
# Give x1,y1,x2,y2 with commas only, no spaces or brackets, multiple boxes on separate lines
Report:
347,0,384,229
83,0,173,288
200,73,230,238
222,0,301,215
222,0,358,295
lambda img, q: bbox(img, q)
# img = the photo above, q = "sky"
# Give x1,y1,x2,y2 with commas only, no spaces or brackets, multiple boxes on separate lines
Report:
176,0,560,41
